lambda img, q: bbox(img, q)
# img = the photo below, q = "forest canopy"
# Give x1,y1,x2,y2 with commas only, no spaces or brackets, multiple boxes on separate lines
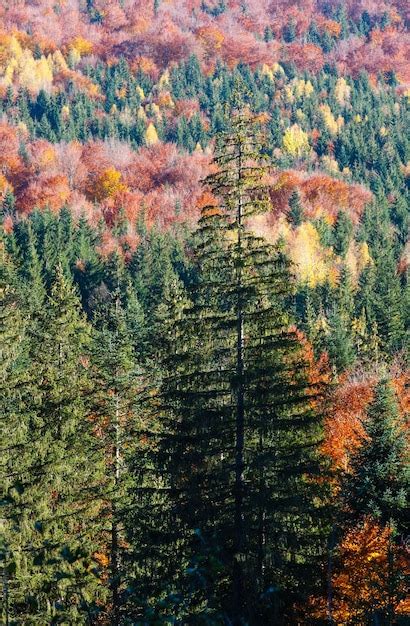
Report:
0,1,409,624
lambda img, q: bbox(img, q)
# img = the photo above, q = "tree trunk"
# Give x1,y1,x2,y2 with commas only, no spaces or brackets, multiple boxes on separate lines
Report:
233,141,245,624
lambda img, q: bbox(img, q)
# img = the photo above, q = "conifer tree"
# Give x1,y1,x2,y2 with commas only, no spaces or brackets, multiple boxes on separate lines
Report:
343,379,408,534
90,288,141,623
0,243,28,626
141,110,329,624
2,265,107,623
340,379,408,625
288,189,304,226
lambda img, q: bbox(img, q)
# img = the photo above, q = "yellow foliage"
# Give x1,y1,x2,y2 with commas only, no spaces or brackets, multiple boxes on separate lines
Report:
282,124,310,158
8,35,23,60
261,63,274,81
145,122,159,146
0,173,12,200
116,86,127,100
20,53,53,92
51,50,68,73
289,222,336,287
136,85,145,99
17,121,28,136
284,85,295,103
335,77,351,105
322,155,339,173
293,78,314,98
137,106,147,121
92,168,127,202
70,36,93,57
358,241,371,269
271,62,284,75
149,103,161,118
0,37,53,93
194,142,203,153
345,241,372,283
320,104,343,136
158,69,170,89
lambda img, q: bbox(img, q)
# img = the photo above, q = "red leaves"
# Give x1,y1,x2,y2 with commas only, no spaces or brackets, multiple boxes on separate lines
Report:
269,170,372,225
1,0,408,78
285,43,324,74
301,175,372,225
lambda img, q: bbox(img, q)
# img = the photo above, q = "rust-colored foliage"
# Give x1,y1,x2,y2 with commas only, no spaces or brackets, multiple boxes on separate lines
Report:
323,367,409,473
310,519,409,625
1,1,408,79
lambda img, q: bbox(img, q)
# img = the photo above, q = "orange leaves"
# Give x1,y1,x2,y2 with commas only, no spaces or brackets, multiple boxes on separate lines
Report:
300,175,372,225
93,551,109,568
309,519,409,624
286,43,324,74
0,121,21,176
330,519,408,624
197,25,224,55
0,172,12,201
269,170,372,226
19,173,70,214
323,367,409,473
316,16,342,39
323,374,373,472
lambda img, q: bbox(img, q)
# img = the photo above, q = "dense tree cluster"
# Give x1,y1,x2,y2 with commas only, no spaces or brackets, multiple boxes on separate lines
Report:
0,1,409,624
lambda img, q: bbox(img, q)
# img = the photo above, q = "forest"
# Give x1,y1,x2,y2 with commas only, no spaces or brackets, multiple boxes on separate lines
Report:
0,1,409,624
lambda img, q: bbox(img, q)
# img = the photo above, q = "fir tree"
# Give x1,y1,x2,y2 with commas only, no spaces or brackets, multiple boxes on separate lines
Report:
288,189,304,227
2,265,107,623
90,290,141,623
138,110,329,624
343,379,408,534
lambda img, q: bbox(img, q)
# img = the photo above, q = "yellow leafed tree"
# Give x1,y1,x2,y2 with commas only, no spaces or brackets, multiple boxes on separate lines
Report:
289,222,337,287
335,77,351,106
91,168,127,202
320,104,344,136
145,122,159,146
282,124,310,158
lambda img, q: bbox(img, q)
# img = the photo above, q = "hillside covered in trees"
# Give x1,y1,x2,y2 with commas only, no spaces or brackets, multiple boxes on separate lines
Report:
0,1,409,624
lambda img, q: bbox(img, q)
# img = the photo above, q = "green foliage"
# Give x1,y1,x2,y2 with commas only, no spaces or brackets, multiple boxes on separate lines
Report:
343,379,408,535
130,113,329,624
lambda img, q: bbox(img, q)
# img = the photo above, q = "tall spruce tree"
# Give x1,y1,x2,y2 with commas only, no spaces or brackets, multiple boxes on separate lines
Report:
137,110,329,624
0,243,28,626
90,287,141,623
2,265,107,623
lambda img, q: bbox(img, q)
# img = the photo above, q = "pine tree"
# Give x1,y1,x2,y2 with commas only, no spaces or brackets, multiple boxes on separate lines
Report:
341,379,408,625
343,379,408,534
288,189,304,226
0,243,28,626
2,265,107,623
89,289,141,623
138,110,329,624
